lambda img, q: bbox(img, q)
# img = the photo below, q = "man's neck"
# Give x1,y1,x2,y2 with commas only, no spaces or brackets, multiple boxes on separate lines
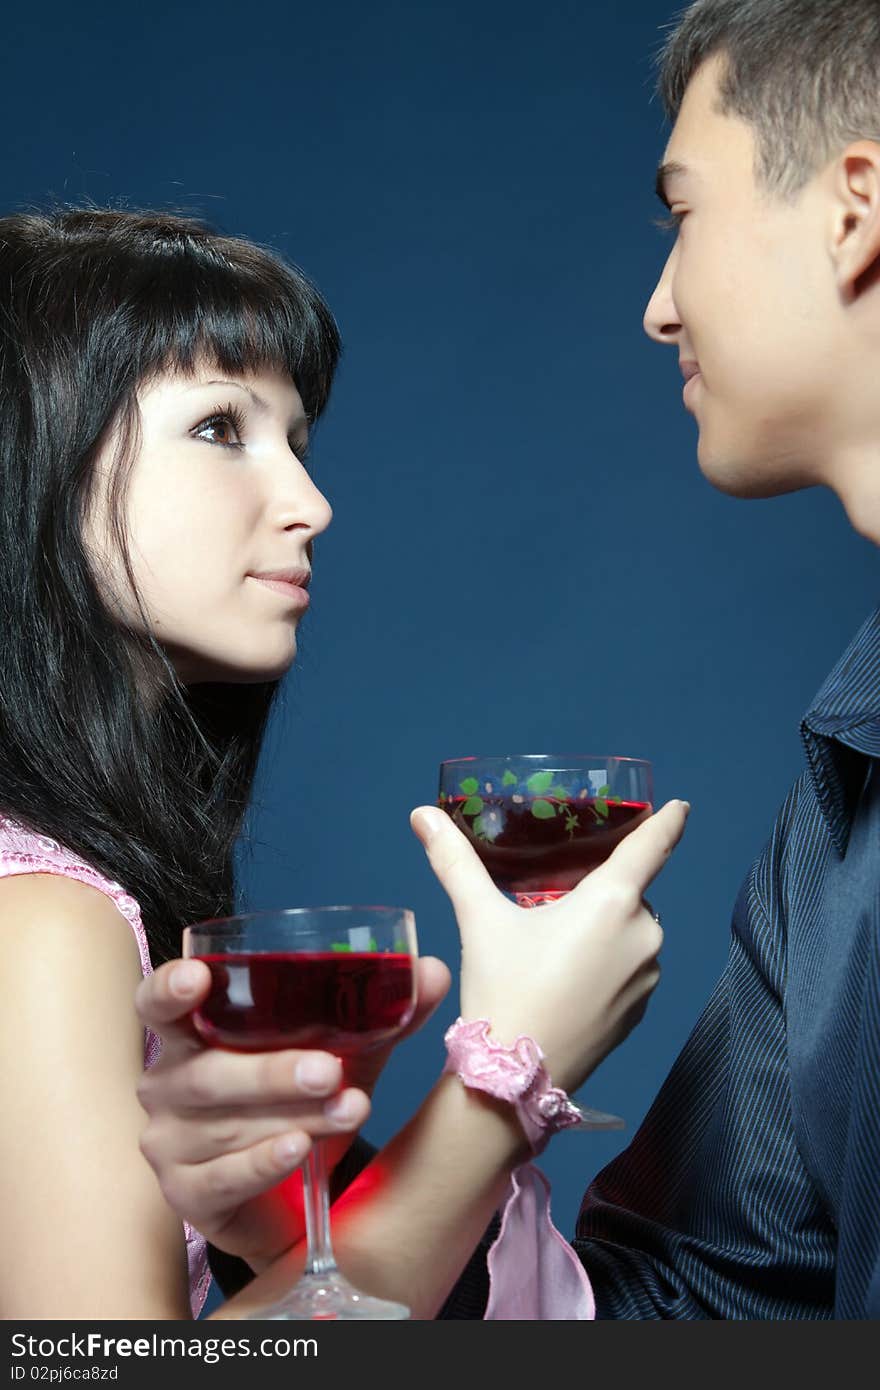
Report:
827,441,880,546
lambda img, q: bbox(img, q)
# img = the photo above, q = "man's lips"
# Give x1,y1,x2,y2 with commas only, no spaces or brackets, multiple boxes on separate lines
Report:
680,360,702,411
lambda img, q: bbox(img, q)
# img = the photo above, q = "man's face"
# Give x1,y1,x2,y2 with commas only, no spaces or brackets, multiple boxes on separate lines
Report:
643,55,841,497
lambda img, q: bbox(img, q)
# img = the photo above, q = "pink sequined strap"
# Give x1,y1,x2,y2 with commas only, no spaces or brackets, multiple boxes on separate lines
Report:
443,1017,583,1155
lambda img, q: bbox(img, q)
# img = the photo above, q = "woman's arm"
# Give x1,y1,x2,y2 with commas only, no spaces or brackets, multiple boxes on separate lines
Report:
206,1072,528,1320
0,868,416,1319
0,873,191,1319
159,800,688,1320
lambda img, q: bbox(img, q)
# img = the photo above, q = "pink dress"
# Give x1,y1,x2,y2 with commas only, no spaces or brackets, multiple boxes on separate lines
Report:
0,812,211,1318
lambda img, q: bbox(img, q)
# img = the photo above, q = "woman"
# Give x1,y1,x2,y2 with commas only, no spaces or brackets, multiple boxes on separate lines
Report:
0,203,684,1319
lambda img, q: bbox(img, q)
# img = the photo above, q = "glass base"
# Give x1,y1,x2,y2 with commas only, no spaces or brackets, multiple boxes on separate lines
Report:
570,1105,626,1131
242,1270,410,1321
511,890,569,908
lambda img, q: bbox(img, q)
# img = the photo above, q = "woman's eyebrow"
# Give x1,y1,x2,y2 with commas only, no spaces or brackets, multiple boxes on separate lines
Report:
185,378,308,430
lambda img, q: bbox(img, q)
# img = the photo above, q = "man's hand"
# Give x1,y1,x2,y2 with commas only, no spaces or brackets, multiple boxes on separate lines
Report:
135,955,451,1268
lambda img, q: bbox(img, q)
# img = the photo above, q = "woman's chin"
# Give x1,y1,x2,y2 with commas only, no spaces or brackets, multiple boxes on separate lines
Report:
176,644,298,687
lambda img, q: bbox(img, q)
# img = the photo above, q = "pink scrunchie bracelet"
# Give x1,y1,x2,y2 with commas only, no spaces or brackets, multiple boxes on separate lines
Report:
442,1016,596,1320
443,1017,583,1154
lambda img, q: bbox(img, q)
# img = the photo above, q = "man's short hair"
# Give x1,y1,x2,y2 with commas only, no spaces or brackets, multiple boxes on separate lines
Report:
658,0,880,197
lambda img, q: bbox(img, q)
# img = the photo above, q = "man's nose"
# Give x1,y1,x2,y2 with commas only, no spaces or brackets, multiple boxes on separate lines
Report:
643,249,681,344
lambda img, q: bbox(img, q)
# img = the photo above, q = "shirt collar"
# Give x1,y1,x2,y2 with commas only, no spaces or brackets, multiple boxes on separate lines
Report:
800,604,880,856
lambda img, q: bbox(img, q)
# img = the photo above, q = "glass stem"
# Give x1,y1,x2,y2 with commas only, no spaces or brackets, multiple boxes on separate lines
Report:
301,1140,338,1277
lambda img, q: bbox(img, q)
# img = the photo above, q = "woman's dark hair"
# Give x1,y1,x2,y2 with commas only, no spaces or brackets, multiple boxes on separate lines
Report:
0,202,341,965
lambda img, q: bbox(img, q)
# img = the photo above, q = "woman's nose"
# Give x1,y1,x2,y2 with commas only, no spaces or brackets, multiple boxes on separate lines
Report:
277,462,333,539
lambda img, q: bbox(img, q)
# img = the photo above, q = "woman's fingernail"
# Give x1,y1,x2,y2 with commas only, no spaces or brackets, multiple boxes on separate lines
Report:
296,1055,339,1094
680,800,692,816
169,961,202,998
324,1092,359,1125
273,1134,305,1167
411,807,446,844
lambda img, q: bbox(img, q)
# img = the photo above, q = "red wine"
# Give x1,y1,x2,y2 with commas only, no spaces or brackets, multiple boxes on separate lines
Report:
192,951,415,1054
441,796,652,893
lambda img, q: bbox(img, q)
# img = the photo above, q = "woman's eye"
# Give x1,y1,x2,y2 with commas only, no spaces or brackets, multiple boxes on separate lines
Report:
191,403,312,462
198,417,238,447
193,403,247,449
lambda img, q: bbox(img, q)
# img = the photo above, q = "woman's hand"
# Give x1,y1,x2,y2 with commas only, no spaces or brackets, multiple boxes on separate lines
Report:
135,954,451,1268
200,799,688,1321
410,798,689,1094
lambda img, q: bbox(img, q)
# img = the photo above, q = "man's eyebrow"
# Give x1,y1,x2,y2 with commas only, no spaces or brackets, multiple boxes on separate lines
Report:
655,160,690,208
185,378,308,432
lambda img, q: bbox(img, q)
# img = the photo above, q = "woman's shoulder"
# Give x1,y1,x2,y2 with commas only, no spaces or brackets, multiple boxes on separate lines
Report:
0,813,153,980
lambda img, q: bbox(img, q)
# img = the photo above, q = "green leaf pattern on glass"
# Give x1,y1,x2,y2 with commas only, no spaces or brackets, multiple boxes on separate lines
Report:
442,770,624,840
526,771,554,794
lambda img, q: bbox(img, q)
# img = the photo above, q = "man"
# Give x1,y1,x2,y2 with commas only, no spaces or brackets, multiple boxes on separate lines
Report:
138,0,880,1319
573,0,880,1319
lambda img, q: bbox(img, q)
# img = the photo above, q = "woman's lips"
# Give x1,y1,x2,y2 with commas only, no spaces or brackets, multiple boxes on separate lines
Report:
250,576,311,608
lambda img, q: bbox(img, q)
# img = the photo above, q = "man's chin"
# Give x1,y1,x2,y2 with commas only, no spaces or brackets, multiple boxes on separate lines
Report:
695,437,809,500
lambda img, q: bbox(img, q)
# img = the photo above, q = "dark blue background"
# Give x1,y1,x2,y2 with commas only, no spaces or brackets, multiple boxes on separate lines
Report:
5,0,877,1308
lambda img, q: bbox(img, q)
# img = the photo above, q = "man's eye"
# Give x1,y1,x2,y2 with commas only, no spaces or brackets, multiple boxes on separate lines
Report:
653,210,687,234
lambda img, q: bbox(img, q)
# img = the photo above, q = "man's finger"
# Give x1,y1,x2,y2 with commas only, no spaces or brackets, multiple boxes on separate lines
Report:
134,959,213,1044
141,1089,371,1165
410,806,505,923
137,1044,347,1112
158,1131,313,1228
397,955,452,1041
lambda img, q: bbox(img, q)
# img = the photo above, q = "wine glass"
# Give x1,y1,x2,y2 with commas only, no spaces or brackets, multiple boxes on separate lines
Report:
438,754,654,1131
183,905,418,1320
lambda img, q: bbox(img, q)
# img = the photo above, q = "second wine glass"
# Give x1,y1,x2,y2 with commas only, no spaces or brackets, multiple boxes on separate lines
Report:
438,753,654,1131
438,754,653,906
183,905,418,1320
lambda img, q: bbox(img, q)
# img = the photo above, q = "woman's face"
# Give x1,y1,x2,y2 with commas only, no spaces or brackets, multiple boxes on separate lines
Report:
83,358,332,687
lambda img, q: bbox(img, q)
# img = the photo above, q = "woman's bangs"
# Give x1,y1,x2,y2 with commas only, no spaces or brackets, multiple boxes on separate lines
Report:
135,255,339,422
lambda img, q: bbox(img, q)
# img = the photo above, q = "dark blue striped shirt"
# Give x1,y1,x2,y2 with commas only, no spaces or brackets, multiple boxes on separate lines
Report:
573,604,880,1319
210,608,880,1319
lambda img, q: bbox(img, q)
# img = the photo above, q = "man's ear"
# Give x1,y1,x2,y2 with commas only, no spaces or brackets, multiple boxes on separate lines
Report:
830,141,880,300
